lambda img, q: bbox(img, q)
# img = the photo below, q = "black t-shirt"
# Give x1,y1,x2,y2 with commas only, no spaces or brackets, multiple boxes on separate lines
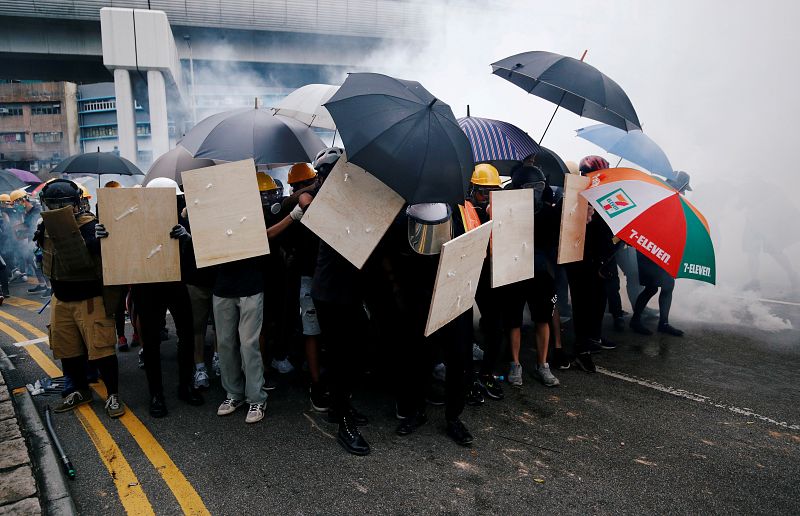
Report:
311,241,364,304
50,218,103,302
213,256,264,298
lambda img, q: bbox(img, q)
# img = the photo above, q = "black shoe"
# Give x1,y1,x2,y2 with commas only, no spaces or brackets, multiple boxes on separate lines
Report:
149,394,168,418
613,316,625,332
264,376,278,391
425,384,446,406
477,374,504,400
27,284,46,293
396,412,428,436
551,348,571,370
465,383,485,406
445,419,473,446
630,318,653,335
598,338,617,350
337,417,370,455
658,323,684,337
585,339,604,353
177,386,204,406
310,384,330,413
574,352,596,373
328,405,368,426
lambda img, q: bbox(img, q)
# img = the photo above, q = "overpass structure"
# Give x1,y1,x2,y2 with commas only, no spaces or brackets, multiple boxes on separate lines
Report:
0,0,431,166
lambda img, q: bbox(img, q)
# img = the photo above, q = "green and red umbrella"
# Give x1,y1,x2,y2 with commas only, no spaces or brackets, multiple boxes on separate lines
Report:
580,167,715,284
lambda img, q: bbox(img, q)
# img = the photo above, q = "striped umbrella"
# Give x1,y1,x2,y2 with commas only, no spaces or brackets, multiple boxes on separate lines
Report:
457,116,540,163
581,168,715,284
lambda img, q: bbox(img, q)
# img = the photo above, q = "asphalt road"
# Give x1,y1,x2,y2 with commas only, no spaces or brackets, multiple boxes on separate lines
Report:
1,280,798,515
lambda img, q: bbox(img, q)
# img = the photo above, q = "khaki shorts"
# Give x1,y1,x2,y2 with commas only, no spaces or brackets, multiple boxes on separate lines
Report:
186,284,213,336
49,295,117,361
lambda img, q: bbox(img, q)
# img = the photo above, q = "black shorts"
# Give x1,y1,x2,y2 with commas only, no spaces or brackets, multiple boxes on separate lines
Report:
502,273,557,328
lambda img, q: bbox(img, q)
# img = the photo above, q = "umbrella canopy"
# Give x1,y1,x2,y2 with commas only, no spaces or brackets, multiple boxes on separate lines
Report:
457,116,540,162
324,73,473,204
532,146,569,187
491,51,641,132
0,170,28,192
144,146,215,186
7,168,41,184
576,124,675,179
72,175,143,213
581,168,715,284
51,151,143,176
179,107,325,167
272,84,339,130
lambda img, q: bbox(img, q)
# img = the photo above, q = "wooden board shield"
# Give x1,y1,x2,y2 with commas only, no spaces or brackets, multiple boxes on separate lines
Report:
97,187,180,285
557,174,591,264
424,221,493,337
301,157,405,269
490,189,535,288
181,159,270,268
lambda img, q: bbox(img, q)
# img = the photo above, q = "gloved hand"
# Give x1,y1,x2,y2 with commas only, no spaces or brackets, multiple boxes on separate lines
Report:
290,204,305,222
95,223,109,239
169,224,191,242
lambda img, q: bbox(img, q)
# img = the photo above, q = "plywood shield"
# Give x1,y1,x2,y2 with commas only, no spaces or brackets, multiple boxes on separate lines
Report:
181,159,270,268
424,221,492,337
97,187,180,285
557,174,591,264
490,189,534,287
301,157,405,269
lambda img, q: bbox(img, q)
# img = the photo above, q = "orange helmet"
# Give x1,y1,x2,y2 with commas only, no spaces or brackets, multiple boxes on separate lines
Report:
287,163,316,185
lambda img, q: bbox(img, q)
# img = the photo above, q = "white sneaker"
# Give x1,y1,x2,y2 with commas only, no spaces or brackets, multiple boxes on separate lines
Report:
534,363,560,387
271,358,294,374
508,362,523,386
472,343,484,361
216,398,244,416
211,353,221,377
245,402,265,423
193,367,210,389
432,362,446,382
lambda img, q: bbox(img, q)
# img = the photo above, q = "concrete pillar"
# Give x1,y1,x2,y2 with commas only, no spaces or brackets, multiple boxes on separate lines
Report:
113,68,138,164
147,70,170,162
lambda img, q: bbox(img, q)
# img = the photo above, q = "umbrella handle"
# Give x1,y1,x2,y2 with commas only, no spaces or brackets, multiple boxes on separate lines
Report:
539,91,566,145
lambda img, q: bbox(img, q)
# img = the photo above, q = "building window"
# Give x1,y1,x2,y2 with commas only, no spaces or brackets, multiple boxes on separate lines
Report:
136,125,151,136
0,105,23,116
33,132,63,143
0,132,25,143
83,126,117,138
81,100,116,112
31,103,61,115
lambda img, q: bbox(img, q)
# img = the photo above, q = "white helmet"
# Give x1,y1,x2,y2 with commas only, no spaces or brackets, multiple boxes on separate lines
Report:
312,146,344,171
146,177,184,195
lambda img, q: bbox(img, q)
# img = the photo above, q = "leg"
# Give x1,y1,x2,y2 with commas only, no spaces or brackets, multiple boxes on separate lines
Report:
213,296,245,400
132,285,167,397
238,293,266,404
167,284,198,392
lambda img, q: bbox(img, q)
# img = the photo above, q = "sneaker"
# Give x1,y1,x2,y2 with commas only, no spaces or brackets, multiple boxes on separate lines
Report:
53,389,92,413
658,323,684,337
105,394,125,418
445,419,473,446
10,269,23,282
271,358,295,374
117,336,129,352
137,348,145,369
40,288,52,298
551,348,571,370
27,284,46,293
465,382,485,406
149,394,167,418
211,353,221,377
477,374,504,400
598,338,617,350
217,398,245,416
21,274,28,282
193,367,210,389
508,362,523,386
432,362,446,382
472,343,484,361
630,318,653,335
263,376,278,391
533,364,560,387
245,402,266,423
574,352,596,373
586,339,604,353
310,384,330,412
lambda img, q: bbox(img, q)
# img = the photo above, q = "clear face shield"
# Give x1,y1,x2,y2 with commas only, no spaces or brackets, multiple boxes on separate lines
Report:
406,203,453,255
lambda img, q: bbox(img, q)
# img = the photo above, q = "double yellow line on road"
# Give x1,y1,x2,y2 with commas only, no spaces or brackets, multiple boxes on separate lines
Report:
0,308,209,515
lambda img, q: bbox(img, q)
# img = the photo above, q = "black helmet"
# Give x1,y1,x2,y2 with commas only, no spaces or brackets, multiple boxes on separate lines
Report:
40,179,81,211
511,165,546,189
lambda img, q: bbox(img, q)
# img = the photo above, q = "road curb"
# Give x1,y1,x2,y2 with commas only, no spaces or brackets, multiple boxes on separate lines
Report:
1,347,77,516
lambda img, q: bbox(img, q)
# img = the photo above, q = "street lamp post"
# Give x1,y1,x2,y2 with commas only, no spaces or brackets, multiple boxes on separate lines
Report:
184,34,197,125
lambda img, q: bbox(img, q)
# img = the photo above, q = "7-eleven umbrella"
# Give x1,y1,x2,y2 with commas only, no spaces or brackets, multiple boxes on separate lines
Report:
580,168,715,284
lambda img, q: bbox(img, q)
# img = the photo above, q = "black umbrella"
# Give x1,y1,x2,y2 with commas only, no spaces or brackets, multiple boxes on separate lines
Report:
144,146,215,186
486,146,568,187
0,169,28,192
179,107,325,166
491,51,641,137
324,73,473,204
51,151,143,176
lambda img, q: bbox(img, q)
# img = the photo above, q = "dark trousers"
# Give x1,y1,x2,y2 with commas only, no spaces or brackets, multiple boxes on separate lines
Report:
565,261,607,352
62,355,118,395
132,282,194,396
314,298,367,415
604,256,624,318
114,292,126,338
474,268,503,377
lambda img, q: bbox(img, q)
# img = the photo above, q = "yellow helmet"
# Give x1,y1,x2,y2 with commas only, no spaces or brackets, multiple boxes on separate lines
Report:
78,184,92,200
470,164,501,187
104,180,122,188
256,172,278,192
287,163,316,185
0,194,10,202
9,189,27,202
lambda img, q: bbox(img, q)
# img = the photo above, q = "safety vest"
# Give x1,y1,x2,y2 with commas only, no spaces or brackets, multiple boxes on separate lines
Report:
458,201,482,233
41,213,102,282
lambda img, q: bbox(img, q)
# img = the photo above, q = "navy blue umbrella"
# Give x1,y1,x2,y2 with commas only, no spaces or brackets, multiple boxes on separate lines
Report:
492,51,641,135
324,73,473,204
457,115,540,163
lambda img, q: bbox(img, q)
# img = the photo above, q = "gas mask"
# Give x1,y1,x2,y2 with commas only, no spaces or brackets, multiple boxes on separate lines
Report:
406,203,452,255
